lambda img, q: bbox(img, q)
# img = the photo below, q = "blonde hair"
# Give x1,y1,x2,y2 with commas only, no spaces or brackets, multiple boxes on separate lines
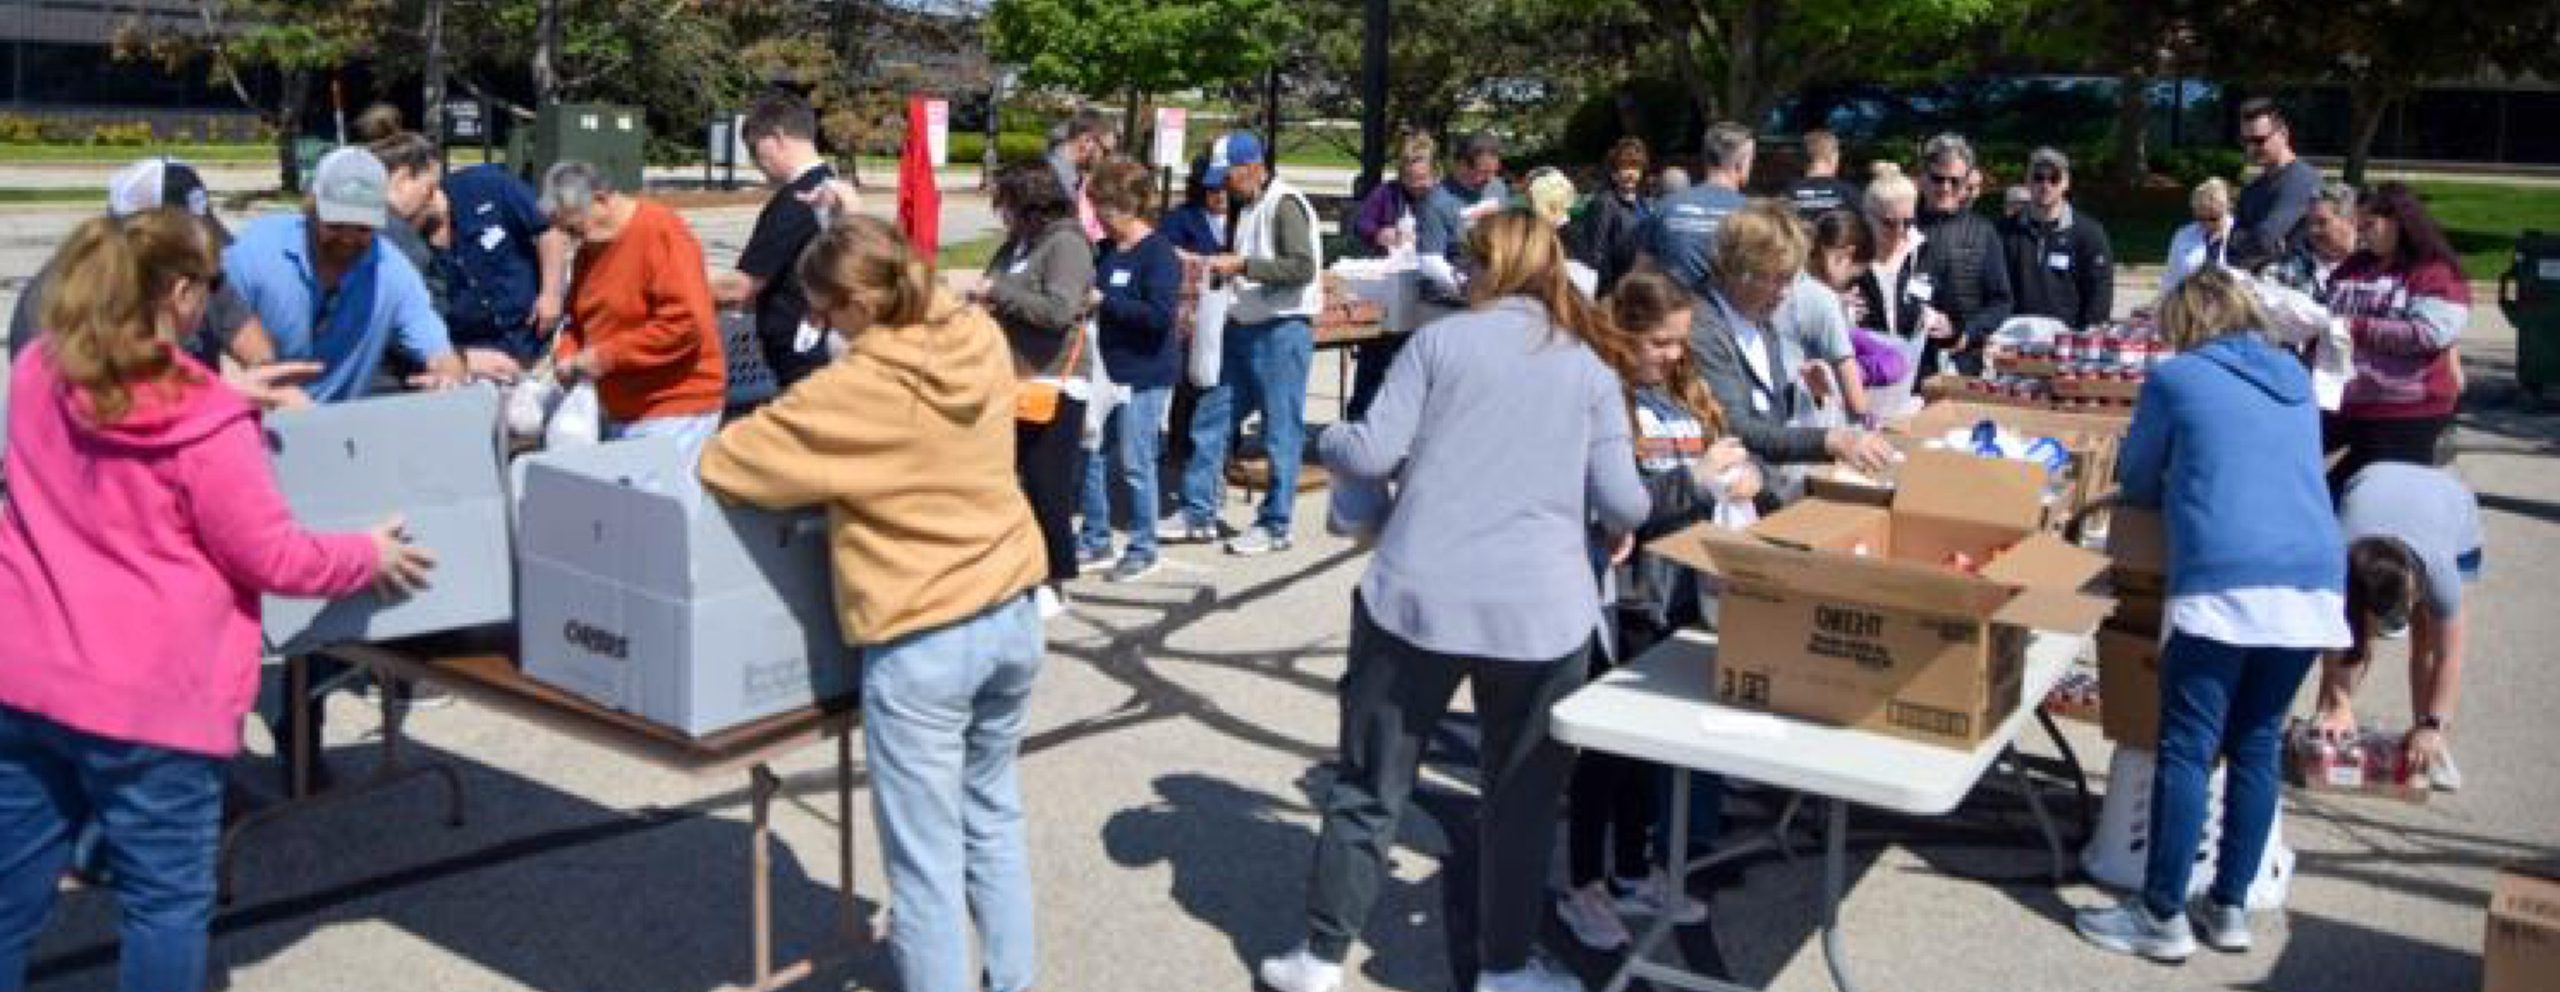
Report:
1399,132,1437,167
1605,272,1726,438
40,210,211,424
2191,177,2232,218
797,215,949,331
1525,168,1576,227
1864,161,1917,215
1709,200,1811,290
2156,266,2268,351
1466,210,1627,368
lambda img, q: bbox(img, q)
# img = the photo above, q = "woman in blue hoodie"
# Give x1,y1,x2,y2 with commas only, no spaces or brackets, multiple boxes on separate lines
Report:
2075,267,2349,962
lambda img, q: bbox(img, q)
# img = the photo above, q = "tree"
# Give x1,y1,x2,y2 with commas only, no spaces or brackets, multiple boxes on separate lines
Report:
1994,0,2209,186
1651,0,2024,129
1292,0,1648,162
987,0,1296,150
119,1,396,192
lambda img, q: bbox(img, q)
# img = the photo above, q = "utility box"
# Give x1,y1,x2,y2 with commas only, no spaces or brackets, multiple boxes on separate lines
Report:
531,103,647,193
2501,230,2560,400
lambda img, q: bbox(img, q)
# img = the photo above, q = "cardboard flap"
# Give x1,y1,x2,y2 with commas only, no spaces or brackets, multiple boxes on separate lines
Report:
1898,400,2134,442
1980,532,2110,590
1645,521,1730,579
1751,500,1889,551
1891,449,2048,533
1993,588,2115,634
1703,532,2016,619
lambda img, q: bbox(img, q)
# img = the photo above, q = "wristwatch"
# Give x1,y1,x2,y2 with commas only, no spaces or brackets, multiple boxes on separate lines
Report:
2415,714,2447,732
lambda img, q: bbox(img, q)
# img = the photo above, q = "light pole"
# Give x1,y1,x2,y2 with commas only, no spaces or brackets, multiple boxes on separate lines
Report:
1356,0,1389,200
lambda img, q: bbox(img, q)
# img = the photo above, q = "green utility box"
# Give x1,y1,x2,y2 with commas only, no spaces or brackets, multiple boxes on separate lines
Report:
529,103,646,193
2502,230,2560,400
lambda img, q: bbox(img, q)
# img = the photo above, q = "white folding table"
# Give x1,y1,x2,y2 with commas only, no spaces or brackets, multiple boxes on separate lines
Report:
1549,629,2081,992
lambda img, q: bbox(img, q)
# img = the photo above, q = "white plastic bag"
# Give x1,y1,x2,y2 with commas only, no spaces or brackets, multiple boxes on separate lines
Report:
545,382,601,449
505,375,563,439
1081,321,1120,452
1188,284,1232,388
2082,745,2295,911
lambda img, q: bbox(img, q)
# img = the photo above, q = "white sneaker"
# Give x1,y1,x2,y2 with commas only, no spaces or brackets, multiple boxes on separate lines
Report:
1554,882,1632,951
1035,585,1066,621
1475,958,1584,992
2426,747,2463,792
1226,524,1293,557
1612,872,1709,925
1256,946,1343,992
2075,898,2197,962
2190,900,2253,953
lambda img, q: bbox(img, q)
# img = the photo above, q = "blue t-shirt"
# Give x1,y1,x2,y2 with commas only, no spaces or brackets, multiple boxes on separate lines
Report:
1640,183,1746,296
436,164,550,358
1416,175,1509,263
224,213,451,404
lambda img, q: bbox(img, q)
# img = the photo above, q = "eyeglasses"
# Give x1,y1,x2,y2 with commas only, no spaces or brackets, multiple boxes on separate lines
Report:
2029,170,2062,184
1927,173,1967,188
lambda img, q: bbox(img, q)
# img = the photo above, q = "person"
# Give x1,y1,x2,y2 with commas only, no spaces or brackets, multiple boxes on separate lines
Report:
1637,121,1753,296
1257,210,1650,992
1657,167,1691,198
433,148,570,371
712,92,842,392
224,147,465,402
2265,182,2360,301
1074,161,1182,583
1350,135,1438,255
540,160,728,469
1784,129,1860,221
1178,132,1322,557
1689,201,1897,484
1573,137,1654,296
1798,209,1880,416
2161,178,2236,296
1851,164,1929,354
2074,266,2348,963
9,158,279,380
2234,98,2322,266
351,101,405,144
365,132,450,320
2324,181,2470,491
1526,167,1597,297
1155,153,1229,516
2317,462,2482,791
1160,152,1231,258
1049,110,1109,242
1962,165,1987,211
1414,132,1511,305
2000,147,2113,332
1911,133,2013,375
0,211,432,992
697,216,1047,992
977,163,1096,606
2003,184,2031,222
1555,271,1747,951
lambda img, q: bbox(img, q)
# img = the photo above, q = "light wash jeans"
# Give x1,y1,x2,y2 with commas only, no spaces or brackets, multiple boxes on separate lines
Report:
1177,317,1311,536
862,593,1044,992
1079,386,1172,563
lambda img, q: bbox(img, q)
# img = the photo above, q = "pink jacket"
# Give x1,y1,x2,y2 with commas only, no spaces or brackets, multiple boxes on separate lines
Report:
0,346,376,757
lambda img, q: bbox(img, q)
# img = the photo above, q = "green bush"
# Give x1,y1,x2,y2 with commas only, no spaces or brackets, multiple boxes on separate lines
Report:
0,115,42,144
86,121,157,146
946,131,1049,166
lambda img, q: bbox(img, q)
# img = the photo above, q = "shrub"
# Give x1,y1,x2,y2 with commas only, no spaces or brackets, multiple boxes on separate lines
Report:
0,114,42,144
86,121,157,146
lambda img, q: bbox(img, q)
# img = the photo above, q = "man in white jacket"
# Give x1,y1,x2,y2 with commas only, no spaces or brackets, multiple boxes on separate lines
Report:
1184,131,1324,557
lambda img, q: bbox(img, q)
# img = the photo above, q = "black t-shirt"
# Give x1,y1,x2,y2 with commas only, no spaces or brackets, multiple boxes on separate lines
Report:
1785,176,1862,221
736,163,837,389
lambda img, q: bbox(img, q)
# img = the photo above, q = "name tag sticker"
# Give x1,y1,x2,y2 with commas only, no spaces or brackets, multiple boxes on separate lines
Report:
1909,277,1935,303
479,226,508,252
793,321,824,353
1109,269,1133,287
1751,390,1772,414
1008,260,1030,276
2047,252,2071,271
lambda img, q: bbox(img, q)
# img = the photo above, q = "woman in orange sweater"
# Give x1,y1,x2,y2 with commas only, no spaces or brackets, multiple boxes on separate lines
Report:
539,160,727,466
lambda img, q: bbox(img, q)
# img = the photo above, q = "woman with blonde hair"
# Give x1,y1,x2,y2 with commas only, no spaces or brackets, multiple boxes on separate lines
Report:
2162,177,2237,294
0,211,429,992
1691,200,1896,481
700,215,1049,992
2074,266,2346,962
1525,167,1598,297
1851,163,1929,354
1258,210,1650,992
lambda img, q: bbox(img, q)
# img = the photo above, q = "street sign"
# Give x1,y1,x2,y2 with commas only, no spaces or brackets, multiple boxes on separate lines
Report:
444,99,484,141
1154,107,1188,168
924,99,950,166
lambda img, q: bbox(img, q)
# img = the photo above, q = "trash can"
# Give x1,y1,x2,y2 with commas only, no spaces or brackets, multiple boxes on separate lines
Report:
2503,230,2560,400
291,136,332,188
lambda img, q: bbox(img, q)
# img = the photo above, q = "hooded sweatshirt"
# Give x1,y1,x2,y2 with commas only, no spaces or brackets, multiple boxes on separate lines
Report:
699,292,1047,645
2116,333,2345,600
0,346,376,757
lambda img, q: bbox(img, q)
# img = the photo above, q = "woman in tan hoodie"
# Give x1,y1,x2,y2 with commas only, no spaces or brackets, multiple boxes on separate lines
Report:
698,215,1047,992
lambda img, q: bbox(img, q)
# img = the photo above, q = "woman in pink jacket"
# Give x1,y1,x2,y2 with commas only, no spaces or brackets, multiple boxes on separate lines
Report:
0,211,431,992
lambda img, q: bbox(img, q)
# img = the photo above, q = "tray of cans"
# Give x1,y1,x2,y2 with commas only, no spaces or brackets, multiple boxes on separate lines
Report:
2284,719,2430,804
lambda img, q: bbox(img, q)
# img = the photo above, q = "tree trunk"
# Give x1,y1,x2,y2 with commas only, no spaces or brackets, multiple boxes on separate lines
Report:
276,69,311,193
1664,7,1713,150
421,0,447,153
2345,85,2392,187
2113,69,2150,186
1123,85,1148,163
532,0,562,107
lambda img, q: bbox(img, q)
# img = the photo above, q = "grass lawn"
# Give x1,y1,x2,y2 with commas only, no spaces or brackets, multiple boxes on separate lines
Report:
936,233,1004,272
2077,180,2559,281
0,188,105,204
0,143,277,164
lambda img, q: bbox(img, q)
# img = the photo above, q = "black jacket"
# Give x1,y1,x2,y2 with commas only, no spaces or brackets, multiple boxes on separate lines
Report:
1572,190,1649,296
2001,204,2114,331
1917,207,2014,375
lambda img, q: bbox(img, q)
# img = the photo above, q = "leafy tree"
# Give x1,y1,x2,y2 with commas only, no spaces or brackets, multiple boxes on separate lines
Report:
118,0,397,191
987,0,1297,149
1296,0,1648,154
1652,0,2024,129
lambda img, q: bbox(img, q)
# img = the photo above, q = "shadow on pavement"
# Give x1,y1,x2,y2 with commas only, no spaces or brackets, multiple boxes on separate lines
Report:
2243,908,2480,992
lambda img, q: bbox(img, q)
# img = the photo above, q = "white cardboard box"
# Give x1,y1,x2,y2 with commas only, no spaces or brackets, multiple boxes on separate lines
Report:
516,437,854,737
261,385,514,655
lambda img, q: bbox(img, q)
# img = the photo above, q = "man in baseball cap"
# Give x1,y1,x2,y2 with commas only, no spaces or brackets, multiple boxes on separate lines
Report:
8,158,276,371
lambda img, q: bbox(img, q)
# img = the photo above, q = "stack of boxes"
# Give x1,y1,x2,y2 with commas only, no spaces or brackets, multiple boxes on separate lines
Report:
2096,508,2167,751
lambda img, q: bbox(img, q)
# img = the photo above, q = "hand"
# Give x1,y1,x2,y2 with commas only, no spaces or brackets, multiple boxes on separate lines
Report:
1722,462,1764,504
1208,254,1247,278
367,515,437,600
1826,429,1898,477
2312,703,2359,741
1087,288,1105,310
463,348,525,383
795,178,862,221
554,351,603,385
405,368,466,391
1608,531,1637,566
1800,361,1835,402
1703,437,1750,475
710,270,754,306
1923,306,1956,341
224,360,322,411
530,293,563,331
2404,726,2448,775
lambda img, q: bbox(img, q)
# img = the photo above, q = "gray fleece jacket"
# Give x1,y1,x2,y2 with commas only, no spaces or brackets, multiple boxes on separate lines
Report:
985,217,1097,378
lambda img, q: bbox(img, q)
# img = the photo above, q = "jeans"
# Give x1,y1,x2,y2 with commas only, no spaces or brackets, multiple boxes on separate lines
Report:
0,706,224,992
1078,386,1171,563
862,593,1044,992
1178,317,1311,536
609,411,722,502
2141,632,2317,919
1302,595,1590,972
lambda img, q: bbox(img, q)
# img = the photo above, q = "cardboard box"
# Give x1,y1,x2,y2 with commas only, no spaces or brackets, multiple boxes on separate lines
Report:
2487,862,2560,992
2096,626,2162,749
516,438,855,737
2106,507,2168,597
1897,400,2130,532
261,386,515,655
1653,450,2115,750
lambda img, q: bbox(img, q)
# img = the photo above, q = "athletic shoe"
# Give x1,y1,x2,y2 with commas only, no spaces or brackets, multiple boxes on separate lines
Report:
1475,957,1585,992
1076,544,1118,574
1156,516,1222,544
1035,585,1066,621
1256,946,1343,992
1106,554,1161,583
2075,898,2197,962
1226,525,1292,557
1554,881,1632,951
2190,900,2253,953
1613,871,1709,925
2426,747,2463,792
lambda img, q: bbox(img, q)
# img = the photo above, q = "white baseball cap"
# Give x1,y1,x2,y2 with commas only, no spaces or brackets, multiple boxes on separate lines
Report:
311,147,389,228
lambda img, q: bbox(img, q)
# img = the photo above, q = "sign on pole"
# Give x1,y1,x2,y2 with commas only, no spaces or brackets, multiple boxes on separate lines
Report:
444,99,484,142
925,99,950,166
1153,106,1188,169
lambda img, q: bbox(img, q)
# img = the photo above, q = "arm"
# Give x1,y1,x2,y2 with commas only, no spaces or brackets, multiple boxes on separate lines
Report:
2114,376,2172,509
1352,186,1396,246
1697,330,1833,463
176,415,377,598
592,230,715,377
2350,266,2469,356
2078,222,2114,331
1586,379,1651,533
382,251,459,373
535,229,571,326
1321,327,1429,479
699,367,894,509
1243,197,1318,287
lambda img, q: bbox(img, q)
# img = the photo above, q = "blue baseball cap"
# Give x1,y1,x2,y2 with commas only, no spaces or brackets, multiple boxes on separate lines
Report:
1204,131,1265,186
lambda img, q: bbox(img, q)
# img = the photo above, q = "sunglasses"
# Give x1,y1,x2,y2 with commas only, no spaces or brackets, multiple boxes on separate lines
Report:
2029,171,2062,184
1927,173,1968,188
2240,132,2276,146
1874,216,1915,230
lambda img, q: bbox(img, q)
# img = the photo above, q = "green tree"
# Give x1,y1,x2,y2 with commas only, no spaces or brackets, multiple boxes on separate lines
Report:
1653,0,2024,128
118,1,398,191
987,0,1296,150
1297,0,1649,153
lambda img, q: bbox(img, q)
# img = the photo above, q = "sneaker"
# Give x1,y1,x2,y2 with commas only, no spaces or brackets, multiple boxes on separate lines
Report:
1035,584,1066,621
2075,898,2197,962
1475,957,1584,992
1612,871,1709,925
1554,881,1633,951
2426,747,2463,792
1226,525,1292,557
1075,544,1119,574
2189,900,2253,953
1106,554,1161,583
1157,515,1222,544
1256,946,1343,992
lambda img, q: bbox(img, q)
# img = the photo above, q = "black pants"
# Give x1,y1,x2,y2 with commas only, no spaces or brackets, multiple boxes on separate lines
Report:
1304,594,1590,971
2322,413,2451,497
1015,398,1088,583
1345,333,1410,422
1567,612,1670,887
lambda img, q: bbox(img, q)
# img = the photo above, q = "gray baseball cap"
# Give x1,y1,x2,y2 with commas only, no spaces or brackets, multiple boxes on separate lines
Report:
311,147,388,228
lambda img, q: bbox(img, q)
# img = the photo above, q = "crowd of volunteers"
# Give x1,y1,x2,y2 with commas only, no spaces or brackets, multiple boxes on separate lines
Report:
0,84,2491,992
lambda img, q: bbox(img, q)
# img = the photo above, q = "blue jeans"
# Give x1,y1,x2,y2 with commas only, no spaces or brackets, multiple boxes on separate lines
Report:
1177,317,1311,535
1078,386,1172,563
2142,632,2316,919
862,594,1044,992
0,706,224,992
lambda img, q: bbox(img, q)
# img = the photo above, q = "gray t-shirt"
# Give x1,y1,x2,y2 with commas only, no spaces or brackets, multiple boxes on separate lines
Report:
1639,182,1746,296
2338,463,2482,617
9,258,250,366
1779,274,1854,363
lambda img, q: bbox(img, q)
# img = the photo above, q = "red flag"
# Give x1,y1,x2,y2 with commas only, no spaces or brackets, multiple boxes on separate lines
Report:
898,96,942,261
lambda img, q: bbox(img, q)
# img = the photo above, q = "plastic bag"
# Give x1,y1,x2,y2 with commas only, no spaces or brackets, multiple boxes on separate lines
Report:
1188,284,1232,388
505,375,563,439
1082,323,1121,452
545,382,601,449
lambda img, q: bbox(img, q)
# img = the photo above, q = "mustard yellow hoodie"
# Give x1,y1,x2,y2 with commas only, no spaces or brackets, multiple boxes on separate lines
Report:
699,292,1045,645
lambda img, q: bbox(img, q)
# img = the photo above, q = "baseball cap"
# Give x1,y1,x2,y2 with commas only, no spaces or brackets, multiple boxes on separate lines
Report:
2028,146,2071,176
1204,132,1265,186
311,147,389,228
106,157,238,245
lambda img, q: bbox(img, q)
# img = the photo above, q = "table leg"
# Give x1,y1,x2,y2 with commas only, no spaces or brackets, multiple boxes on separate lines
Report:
2003,748,2070,884
2034,707,2096,838
289,655,313,800
836,729,862,944
751,763,781,992
1819,800,1860,992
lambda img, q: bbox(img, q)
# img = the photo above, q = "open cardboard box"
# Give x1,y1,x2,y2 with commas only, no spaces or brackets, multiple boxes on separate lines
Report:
1653,450,2115,750
2487,861,2560,992
1894,400,2131,531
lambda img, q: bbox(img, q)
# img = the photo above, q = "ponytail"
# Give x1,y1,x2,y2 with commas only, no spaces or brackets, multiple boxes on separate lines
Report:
40,210,210,424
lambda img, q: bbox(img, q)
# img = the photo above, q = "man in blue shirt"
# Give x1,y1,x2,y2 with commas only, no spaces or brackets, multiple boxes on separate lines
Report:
1637,121,1754,296
1413,132,1510,302
437,161,566,370
224,148,463,403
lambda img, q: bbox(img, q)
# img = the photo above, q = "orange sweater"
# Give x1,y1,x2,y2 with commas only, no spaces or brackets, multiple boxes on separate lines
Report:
556,198,726,422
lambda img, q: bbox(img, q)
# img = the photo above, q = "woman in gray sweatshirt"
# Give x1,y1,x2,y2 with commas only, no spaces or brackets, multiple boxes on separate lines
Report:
1259,210,1650,992
978,164,1097,601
